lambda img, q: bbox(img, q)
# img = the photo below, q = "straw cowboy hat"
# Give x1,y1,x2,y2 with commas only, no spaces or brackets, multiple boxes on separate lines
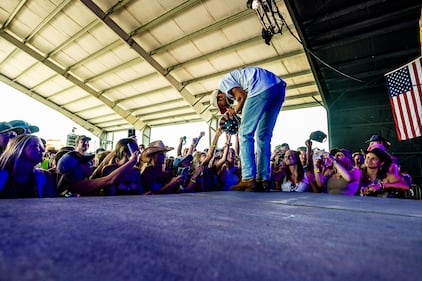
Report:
140,140,173,163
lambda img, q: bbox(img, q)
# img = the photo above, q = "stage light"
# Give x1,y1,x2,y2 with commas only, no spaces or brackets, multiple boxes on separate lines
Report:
247,0,286,45
261,28,273,45
246,0,259,9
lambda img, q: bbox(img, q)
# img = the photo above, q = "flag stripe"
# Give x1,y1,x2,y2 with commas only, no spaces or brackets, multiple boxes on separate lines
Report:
390,96,404,140
398,94,409,140
414,90,422,137
410,61,422,136
403,90,417,138
409,60,422,138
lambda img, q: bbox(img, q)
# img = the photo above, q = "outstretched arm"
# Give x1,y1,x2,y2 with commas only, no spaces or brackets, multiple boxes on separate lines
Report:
68,151,140,194
203,128,223,167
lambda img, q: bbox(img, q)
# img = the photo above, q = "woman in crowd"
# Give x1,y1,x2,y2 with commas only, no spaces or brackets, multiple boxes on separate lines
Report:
0,134,57,198
313,148,361,195
270,145,286,191
139,140,185,194
189,128,224,192
100,138,142,195
360,147,410,198
279,150,310,192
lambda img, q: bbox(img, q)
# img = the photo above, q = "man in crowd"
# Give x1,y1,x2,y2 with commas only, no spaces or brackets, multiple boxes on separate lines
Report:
74,135,91,155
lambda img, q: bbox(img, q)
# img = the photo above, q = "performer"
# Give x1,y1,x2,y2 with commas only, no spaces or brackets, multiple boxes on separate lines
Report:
211,66,286,191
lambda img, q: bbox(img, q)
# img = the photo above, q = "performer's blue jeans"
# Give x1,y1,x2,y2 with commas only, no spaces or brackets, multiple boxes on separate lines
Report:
239,82,286,181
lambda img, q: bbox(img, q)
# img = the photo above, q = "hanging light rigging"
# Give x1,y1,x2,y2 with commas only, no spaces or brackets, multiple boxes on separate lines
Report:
246,0,286,45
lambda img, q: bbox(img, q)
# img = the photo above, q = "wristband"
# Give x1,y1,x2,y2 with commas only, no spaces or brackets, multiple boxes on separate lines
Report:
190,178,197,183
314,168,320,173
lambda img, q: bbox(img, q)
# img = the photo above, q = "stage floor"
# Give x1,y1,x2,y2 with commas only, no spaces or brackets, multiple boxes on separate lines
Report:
1,192,421,281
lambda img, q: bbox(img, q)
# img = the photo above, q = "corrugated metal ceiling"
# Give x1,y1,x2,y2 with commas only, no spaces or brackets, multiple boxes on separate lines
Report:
0,0,321,138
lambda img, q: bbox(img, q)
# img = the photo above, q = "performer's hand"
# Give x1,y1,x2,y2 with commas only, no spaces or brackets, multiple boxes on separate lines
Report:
226,107,236,116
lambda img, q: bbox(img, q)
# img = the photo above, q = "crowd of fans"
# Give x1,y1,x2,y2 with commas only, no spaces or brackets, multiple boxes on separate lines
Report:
0,119,415,199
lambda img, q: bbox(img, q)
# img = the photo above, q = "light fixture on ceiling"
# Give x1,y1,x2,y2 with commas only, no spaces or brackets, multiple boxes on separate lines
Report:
246,0,259,10
246,0,286,45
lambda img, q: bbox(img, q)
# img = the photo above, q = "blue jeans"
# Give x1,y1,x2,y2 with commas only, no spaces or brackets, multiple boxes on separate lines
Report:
239,82,285,181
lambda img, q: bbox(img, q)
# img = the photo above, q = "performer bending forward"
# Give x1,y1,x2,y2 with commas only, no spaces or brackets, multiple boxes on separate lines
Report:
211,66,286,191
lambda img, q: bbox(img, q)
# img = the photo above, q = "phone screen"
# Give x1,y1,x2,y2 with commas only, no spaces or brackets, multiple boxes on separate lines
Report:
177,167,189,181
127,142,139,154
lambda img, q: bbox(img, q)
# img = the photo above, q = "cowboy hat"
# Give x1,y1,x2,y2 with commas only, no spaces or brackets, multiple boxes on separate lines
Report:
365,134,391,149
210,89,233,114
140,140,173,162
367,147,392,167
8,120,39,134
0,121,25,135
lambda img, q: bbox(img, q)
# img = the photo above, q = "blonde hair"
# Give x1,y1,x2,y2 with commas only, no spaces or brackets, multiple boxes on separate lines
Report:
0,134,43,174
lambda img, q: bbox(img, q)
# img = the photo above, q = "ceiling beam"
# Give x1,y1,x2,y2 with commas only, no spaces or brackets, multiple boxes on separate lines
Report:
181,49,306,85
23,0,72,43
80,0,213,125
302,0,387,26
0,0,28,30
114,86,174,103
45,0,129,59
129,98,186,111
149,9,255,55
308,5,420,45
318,49,416,74
168,35,263,72
137,106,193,120
144,118,205,128
77,0,204,82
129,0,203,37
143,112,200,123
0,30,147,133
84,57,142,83
313,21,415,51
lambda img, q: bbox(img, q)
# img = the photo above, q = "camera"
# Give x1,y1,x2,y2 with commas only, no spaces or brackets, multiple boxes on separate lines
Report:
127,142,139,155
128,128,136,138
313,149,324,160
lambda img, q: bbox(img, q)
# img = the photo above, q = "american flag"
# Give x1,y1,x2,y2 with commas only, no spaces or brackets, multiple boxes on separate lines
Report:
385,56,422,141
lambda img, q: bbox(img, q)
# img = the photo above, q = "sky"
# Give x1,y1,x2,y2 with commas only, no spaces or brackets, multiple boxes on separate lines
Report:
0,81,329,156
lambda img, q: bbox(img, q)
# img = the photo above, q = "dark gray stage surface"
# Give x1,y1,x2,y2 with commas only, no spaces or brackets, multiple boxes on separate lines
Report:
1,192,421,281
